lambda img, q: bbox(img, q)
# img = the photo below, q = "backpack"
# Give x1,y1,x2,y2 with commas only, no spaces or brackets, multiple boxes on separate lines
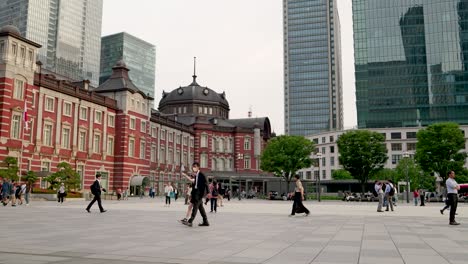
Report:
15,186,21,196
211,185,219,197
389,185,395,196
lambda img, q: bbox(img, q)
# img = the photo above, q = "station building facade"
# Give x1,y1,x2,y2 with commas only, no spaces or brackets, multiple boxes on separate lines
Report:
0,26,272,195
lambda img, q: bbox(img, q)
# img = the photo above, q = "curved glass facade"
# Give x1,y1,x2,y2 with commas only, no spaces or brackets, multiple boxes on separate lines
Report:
354,0,468,128
284,0,343,136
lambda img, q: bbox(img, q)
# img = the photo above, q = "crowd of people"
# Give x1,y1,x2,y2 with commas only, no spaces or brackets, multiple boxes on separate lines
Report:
0,179,31,206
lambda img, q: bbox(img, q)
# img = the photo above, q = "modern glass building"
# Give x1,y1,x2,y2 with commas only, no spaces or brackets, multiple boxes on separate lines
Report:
354,0,468,128
0,0,103,86
283,0,343,136
100,32,156,97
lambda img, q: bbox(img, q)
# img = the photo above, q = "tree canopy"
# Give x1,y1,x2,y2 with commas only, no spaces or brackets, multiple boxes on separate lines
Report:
332,169,353,180
45,162,81,191
23,170,38,186
415,122,467,184
0,156,19,181
260,135,314,189
337,130,388,193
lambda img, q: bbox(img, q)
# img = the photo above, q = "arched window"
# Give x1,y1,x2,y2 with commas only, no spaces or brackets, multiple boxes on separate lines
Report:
212,158,217,171
218,158,225,171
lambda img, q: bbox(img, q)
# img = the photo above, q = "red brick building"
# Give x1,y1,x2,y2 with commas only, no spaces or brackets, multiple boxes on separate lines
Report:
0,26,272,195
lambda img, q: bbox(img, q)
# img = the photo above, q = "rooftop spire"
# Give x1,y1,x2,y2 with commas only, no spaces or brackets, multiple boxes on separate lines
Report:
190,57,199,86
193,56,197,82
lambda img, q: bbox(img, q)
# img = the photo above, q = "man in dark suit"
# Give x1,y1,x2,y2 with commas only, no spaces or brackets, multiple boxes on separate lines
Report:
183,162,209,227
86,173,107,213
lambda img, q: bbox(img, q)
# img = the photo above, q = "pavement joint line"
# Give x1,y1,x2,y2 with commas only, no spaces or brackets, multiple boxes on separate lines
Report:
307,213,349,264
259,218,320,264
357,222,365,264
418,229,457,264
383,219,407,264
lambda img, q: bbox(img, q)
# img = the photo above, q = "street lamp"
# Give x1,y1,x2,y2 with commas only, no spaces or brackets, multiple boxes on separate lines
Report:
236,153,243,200
316,152,322,202
403,151,410,203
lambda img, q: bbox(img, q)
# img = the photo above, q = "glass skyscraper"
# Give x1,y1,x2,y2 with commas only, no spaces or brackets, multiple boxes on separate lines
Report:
354,0,468,128
283,0,343,136
100,32,156,97
0,0,103,86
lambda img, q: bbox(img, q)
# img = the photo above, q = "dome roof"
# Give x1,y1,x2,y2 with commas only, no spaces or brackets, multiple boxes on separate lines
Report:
159,75,229,109
115,59,127,68
0,25,21,36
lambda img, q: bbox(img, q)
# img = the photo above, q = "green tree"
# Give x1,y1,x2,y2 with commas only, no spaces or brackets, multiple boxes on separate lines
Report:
332,169,353,180
45,162,81,191
337,130,388,194
371,168,397,181
260,135,314,191
0,156,19,181
23,170,38,186
415,122,467,185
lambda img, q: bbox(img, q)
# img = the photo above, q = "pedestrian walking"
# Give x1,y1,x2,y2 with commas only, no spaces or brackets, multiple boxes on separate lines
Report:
180,173,195,223
10,180,17,206
413,188,419,206
210,180,219,213
289,175,310,216
182,162,209,227
218,183,225,207
86,173,107,213
375,181,384,212
419,189,425,206
24,183,31,205
164,183,173,207
1,179,11,206
57,183,66,204
446,170,460,225
174,188,178,201
19,182,26,205
385,180,395,212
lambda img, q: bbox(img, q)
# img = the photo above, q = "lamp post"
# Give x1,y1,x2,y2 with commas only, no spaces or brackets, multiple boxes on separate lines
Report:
236,153,243,200
403,151,410,203
316,152,322,202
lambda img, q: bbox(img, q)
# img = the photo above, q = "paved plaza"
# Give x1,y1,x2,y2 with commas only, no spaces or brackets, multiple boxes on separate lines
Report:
0,198,467,264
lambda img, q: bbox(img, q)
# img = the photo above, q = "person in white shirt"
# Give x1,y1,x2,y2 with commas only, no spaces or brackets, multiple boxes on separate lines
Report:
164,183,174,207
385,180,394,212
375,181,384,212
446,170,460,225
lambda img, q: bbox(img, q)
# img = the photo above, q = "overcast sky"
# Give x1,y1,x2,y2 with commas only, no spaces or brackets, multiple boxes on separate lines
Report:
102,0,356,134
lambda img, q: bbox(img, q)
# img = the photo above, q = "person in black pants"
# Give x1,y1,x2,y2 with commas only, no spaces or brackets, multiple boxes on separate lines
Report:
210,181,218,213
446,170,460,225
290,175,310,216
86,174,107,213
182,162,209,227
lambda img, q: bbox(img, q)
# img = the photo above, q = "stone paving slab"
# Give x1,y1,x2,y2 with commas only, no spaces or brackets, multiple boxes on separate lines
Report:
0,199,466,264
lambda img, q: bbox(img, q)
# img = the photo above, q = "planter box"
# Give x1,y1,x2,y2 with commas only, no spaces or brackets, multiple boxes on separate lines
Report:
31,193,57,201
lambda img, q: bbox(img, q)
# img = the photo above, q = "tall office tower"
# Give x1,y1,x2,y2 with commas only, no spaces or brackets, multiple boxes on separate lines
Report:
0,0,103,86
354,0,468,128
283,0,343,136
100,32,156,97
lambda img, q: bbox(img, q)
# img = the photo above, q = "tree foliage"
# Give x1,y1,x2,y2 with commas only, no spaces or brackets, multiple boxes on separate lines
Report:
45,162,81,191
371,168,397,181
0,156,19,181
23,170,38,186
260,135,314,190
332,169,353,180
415,122,466,184
337,130,388,193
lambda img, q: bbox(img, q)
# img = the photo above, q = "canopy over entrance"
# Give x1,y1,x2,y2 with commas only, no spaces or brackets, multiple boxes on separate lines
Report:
130,175,150,186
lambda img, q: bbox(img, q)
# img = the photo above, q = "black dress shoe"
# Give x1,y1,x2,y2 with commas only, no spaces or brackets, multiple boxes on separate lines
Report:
198,222,210,227
450,221,460,225
183,221,193,227
86,209,90,213
100,210,107,213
